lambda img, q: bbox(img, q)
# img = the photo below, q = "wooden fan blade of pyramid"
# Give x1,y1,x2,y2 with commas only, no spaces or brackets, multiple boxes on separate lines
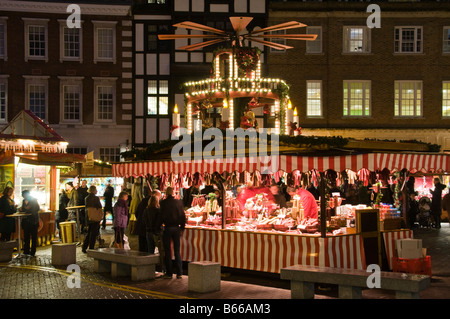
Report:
247,34,318,41
247,21,307,35
177,39,226,51
229,16,253,33
158,34,227,40
246,37,293,50
173,21,227,35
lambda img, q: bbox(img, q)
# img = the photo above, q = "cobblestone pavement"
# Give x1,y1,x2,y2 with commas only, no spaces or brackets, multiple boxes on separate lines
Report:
0,224,449,302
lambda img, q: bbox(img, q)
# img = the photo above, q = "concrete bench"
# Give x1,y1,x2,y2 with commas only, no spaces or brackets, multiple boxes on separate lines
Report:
280,264,431,299
87,248,160,281
188,261,221,293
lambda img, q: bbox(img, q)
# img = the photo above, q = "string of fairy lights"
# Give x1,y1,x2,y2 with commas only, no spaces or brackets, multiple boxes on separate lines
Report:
182,50,296,135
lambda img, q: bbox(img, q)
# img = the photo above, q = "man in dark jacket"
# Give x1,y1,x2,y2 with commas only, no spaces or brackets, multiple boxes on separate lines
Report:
160,187,186,279
77,180,89,233
20,190,40,257
102,181,115,230
430,178,446,228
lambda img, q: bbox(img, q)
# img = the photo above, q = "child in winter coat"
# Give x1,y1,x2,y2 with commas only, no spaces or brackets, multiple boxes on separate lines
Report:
113,191,129,248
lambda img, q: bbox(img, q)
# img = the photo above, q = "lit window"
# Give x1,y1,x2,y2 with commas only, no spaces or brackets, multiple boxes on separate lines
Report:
343,27,370,53
147,80,169,115
343,81,371,117
394,81,422,117
443,82,450,117
306,81,322,117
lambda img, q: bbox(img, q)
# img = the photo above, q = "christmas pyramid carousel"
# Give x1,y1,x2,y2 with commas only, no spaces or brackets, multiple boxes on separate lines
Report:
160,16,317,136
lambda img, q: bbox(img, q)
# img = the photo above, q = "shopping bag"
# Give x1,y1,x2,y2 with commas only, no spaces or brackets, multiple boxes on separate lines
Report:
87,207,103,222
123,234,130,250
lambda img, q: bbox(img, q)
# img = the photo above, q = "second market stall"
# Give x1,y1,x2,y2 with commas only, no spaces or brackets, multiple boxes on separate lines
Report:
113,150,449,272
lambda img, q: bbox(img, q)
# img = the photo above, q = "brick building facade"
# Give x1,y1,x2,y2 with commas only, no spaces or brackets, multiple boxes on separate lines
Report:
268,1,450,151
0,0,133,162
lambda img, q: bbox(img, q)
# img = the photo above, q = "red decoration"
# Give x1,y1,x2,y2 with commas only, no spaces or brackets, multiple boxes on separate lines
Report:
288,122,302,136
170,125,179,133
219,120,230,130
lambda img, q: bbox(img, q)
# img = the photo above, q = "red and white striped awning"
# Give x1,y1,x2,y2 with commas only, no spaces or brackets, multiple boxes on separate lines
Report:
112,152,450,178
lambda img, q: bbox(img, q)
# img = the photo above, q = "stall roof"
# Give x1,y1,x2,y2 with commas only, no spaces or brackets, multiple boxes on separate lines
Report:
112,152,450,177
0,110,68,153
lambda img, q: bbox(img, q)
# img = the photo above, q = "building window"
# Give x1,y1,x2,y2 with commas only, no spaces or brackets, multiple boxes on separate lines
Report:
99,147,120,163
28,84,46,120
306,26,322,54
24,76,48,121
63,85,81,121
59,76,84,123
147,24,170,52
343,81,371,117
343,27,370,53
394,27,422,53
59,21,82,62
394,81,422,117
93,21,117,63
443,82,450,117
147,80,169,115
269,29,286,53
28,25,46,57
443,27,450,54
306,81,322,117
0,77,7,122
94,78,116,123
23,18,48,61
0,18,7,60
67,147,87,155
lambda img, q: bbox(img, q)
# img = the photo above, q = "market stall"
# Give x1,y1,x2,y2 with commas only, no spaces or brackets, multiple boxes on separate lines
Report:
113,151,448,272
0,110,84,246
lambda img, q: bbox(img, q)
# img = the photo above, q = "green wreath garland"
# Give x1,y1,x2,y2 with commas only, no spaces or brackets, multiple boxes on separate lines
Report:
235,47,261,73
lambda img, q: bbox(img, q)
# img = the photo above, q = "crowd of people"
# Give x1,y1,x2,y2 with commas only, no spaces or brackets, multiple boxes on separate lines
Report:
56,179,186,278
0,174,447,275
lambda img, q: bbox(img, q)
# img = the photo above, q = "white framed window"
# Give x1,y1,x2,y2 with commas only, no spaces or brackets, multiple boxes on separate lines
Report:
269,29,286,53
442,82,450,117
147,79,169,115
343,26,371,53
0,17,7,61
93,21,117,63
99,147,120,163
306,80,322,117
394,26,422,54
59,20,82,62
343,81,371,117
306,26,322,54
59,76,84,124
443,27,450,54
24,76,49,121
22,18,49,61
0,76,8,123
93,77,116,123
394,81,422,117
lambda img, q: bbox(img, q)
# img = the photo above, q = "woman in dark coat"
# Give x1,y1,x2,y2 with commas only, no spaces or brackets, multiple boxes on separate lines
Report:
0,186,17,241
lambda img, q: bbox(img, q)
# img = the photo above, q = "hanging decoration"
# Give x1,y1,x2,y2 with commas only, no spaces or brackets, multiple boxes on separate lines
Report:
235,47,261,74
